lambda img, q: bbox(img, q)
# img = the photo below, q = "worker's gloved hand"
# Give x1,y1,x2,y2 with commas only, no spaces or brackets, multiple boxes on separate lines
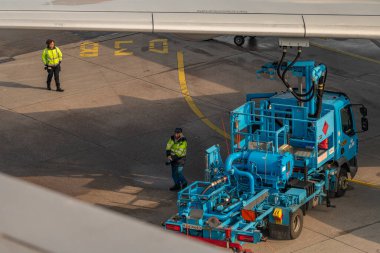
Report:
165,156,172,165
44,65,48,70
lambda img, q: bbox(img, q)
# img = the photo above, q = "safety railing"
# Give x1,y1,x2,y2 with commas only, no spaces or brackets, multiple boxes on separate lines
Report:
230,101,335,165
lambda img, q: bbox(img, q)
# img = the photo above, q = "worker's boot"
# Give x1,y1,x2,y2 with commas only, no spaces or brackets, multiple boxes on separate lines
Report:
47,83,51,90
56,85,64,92
180,182,188,190
169,184,180,191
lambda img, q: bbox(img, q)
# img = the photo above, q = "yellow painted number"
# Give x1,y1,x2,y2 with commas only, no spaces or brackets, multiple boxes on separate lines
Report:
149,39,168,54
114,40,134,56
80,42,99,57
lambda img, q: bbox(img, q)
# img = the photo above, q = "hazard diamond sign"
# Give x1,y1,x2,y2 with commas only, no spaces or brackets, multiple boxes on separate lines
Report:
322,121,329,135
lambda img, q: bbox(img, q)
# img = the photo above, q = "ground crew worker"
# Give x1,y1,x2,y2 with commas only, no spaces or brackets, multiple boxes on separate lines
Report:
42,39,64,92
166,128,188,191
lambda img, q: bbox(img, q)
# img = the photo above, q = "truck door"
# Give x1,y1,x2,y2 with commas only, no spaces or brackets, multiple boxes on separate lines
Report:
338,105,358,169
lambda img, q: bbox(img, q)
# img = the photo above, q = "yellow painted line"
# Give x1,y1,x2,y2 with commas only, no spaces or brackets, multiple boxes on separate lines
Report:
348,179,380,189
177,51,231,140
310,42,380,65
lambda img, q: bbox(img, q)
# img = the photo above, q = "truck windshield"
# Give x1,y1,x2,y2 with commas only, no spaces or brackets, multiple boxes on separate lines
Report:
340,105,354,136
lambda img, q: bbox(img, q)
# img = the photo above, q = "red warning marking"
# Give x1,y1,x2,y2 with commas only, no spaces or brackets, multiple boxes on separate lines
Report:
322,121,329,135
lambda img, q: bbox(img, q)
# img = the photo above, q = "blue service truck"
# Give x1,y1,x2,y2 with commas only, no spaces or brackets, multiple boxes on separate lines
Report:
163,47,368,252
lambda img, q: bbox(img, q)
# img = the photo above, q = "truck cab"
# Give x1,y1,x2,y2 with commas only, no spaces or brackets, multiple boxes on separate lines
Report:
266,90,367,195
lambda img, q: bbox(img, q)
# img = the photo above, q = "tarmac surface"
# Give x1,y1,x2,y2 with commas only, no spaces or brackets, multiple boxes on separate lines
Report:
0,29,379,252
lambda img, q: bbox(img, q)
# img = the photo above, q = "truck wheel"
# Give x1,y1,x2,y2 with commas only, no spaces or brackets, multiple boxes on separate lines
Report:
234,36,245,46
269,209,303,240
335,167,348,197
290,209,303,239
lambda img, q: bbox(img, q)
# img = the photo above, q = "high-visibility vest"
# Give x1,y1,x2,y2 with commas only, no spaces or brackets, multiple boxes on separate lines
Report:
42,47,63,66
166,136,187,158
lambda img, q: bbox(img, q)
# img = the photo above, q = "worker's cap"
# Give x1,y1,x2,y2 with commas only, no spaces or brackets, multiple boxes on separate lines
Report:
174,128,182,133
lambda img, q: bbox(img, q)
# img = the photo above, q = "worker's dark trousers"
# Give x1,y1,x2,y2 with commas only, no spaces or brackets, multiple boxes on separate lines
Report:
171,164,187,186
47,65,61,89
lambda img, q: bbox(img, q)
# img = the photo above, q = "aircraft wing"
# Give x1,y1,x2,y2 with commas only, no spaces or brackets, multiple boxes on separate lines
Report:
1,0,380,39
0,172,223,253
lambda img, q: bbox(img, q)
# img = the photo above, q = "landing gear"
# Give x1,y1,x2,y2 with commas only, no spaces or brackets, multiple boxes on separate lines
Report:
234,36,257,47
234,36,245,46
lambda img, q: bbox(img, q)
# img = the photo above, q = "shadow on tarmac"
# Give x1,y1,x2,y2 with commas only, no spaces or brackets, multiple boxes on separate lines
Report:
0,81,47,90
0,91,378,246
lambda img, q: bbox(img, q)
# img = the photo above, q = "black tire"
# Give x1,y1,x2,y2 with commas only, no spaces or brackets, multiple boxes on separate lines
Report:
290,209,303,239
234,36,245,46
269,209,303,240
335,167,348,197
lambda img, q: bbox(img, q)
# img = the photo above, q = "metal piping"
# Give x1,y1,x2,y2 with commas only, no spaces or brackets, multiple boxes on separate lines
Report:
225,152,255,194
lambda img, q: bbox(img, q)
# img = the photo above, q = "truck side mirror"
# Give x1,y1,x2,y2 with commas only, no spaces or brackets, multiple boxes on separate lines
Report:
352,104,368,133
360,106,367,117
361,117,368,132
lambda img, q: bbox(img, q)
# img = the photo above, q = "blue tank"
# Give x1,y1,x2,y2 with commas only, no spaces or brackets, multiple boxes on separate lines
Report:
247,151,294,183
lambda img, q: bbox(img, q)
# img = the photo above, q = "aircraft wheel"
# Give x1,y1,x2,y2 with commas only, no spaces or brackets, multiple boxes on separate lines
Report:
234,36,245,46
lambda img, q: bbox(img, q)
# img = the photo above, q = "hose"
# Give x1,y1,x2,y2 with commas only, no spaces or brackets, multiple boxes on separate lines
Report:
309,65,327,118
282,49,316,102
276,47,328,118
276,48,286,80
277,47,316,103
280,48,301,84
201,176,228,195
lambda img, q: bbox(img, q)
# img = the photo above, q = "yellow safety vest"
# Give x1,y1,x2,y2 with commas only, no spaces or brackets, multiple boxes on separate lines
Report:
42,47,63,66
166,136,187,158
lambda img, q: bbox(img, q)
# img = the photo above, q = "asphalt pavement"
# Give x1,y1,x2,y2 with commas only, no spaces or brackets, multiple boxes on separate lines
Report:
0,30,379,252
